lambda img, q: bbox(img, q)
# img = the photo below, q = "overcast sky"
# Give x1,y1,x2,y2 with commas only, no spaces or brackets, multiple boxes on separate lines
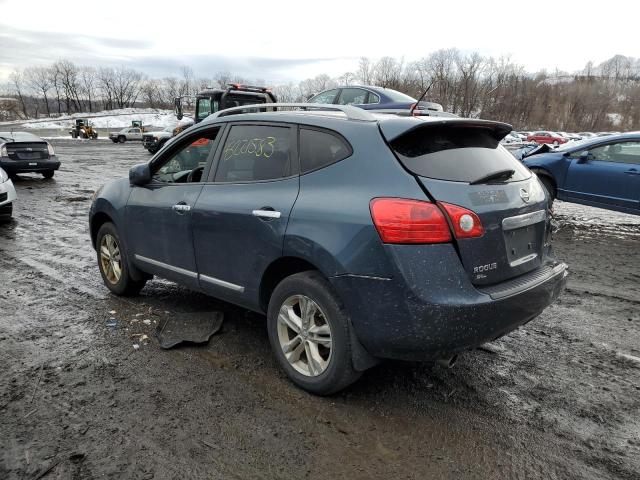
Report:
0,0,636,83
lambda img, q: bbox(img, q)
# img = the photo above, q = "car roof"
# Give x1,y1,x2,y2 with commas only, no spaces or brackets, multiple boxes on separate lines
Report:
0,131,46,142
199,110,511,141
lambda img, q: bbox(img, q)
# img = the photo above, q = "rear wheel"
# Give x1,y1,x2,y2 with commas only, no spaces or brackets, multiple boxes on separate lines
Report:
71,131,78,139
267,271,361,395
91,132,98,139
42,170,55,179
96,222,147,296
118,136,126,143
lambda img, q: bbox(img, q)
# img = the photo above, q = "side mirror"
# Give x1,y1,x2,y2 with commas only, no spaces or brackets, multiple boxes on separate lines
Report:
577,151,592,164
129,163,152,186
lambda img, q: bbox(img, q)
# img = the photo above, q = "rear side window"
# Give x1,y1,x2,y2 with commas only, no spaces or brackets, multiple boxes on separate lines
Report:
391,126,531,183
299,128,352,173
215,125,293,182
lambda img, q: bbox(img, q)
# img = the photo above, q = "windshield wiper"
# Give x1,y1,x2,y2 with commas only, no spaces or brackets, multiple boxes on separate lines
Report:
469,168,515,185
0,136,14,142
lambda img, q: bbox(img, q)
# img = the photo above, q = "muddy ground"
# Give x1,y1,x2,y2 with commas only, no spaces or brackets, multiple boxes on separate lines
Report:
1,139,639,480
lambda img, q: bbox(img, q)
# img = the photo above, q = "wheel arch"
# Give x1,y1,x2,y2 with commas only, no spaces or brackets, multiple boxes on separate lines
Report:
259,256,320,312
531,168,557,196
90,211,114,249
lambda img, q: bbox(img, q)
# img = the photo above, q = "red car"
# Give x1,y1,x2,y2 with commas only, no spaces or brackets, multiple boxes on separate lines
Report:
526,131,568,146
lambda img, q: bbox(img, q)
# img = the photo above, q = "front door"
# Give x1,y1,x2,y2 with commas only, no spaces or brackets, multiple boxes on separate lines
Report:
192,122,299,310
125,127,221,287
564,140,640,211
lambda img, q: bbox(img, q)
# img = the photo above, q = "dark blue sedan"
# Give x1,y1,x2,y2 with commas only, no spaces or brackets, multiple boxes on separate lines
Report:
308,85,450,116
523,134,640,215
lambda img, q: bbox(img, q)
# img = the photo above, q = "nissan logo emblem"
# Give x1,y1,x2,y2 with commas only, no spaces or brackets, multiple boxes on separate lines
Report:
519,188,530,203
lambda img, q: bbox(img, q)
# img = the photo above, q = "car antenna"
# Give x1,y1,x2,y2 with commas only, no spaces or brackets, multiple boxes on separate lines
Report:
410,80,436,116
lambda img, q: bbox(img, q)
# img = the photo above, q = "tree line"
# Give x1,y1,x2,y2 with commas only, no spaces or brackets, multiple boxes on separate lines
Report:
2,51,639,131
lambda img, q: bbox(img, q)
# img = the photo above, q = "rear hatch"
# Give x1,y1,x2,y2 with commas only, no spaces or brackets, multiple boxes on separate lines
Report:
383,119,549,286
5,141,49,161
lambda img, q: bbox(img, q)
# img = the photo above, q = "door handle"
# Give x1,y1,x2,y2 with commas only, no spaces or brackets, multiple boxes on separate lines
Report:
624,169,640,175
172,203,191,213
252,209,281,219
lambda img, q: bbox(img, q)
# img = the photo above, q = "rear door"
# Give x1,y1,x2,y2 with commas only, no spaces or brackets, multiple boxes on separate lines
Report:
125,127,221,287
192,122,299,309
385,122,549,286
564,140,640,211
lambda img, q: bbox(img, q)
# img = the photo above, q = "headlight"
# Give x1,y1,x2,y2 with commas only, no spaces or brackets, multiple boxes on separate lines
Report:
47,143,55,156
0,169,7,183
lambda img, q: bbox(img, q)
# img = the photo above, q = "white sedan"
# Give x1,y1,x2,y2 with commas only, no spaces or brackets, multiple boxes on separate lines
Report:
0,167,17,220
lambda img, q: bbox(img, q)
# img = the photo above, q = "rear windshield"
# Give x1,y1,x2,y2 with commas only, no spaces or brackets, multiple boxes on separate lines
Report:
391,126,531,183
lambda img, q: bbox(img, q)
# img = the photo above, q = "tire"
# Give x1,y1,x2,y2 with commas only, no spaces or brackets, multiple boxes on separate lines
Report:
42,170,55,179
267,271,362,395
71,131,78,139
118,136,126,143
91,132,98,139
80,130,88,139
96,222,147,296
147,146,158,154
538,175,556,204
111,139,118,143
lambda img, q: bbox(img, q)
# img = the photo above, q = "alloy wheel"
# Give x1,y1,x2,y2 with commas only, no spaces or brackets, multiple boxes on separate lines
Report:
277,295,332,377
99,233,122,284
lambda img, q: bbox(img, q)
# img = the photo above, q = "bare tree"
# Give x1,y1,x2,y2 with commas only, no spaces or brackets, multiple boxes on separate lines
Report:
25,66,53,117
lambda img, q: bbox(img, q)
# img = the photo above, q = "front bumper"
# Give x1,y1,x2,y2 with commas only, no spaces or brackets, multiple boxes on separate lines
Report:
0,179,17,216
0,155,60,174
330,244,568,361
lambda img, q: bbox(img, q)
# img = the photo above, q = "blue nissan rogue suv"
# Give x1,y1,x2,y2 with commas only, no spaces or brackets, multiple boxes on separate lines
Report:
89,104,567,394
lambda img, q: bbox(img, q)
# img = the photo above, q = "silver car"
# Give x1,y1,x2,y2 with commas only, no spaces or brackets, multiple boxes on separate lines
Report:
109,127,144,143
0,167,17,220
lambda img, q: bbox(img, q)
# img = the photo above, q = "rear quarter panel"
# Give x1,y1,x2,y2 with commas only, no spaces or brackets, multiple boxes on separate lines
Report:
284,121,427,277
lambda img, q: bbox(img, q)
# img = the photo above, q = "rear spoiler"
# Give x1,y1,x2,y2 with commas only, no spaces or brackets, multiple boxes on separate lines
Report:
379,117,513,143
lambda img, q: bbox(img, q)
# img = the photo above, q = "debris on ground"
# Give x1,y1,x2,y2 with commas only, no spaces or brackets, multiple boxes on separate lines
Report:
154,312,224,349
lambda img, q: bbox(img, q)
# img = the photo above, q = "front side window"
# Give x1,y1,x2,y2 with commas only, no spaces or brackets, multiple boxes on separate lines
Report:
586,141,640,164
153,129,219,183
338,88,367,105
215,125,293,182
300,128,352,173
310,89,339,104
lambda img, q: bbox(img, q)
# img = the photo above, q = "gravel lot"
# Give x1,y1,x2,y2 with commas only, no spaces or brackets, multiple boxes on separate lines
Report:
1,139,639,480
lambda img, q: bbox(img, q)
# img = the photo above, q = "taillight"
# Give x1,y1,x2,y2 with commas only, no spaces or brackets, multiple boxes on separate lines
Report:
370,198,452,244
438,202,484,239
46,143,55,156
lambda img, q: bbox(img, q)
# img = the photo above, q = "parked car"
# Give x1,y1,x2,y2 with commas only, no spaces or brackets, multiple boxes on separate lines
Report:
0,167,17,220
522,133,640,214
142,122,193,154
578,132,596,139
308,85,451,117
109,127,144,143
501,132,524,144
558,132,581,141
526,131,568,146
0,132,60,178
89,104,567,394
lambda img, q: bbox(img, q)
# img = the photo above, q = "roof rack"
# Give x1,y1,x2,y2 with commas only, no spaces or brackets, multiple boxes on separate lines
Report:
211,103,376,122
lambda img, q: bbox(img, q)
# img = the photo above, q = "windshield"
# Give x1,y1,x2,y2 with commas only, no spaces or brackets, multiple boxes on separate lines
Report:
381,88,416,103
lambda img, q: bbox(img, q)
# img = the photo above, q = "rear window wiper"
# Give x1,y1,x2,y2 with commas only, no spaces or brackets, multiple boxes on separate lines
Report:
0,136,14,142
469,168,515,185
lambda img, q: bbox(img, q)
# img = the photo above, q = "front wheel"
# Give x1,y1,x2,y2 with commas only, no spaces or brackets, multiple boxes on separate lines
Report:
267,271,361,395
96,222,147,296
118,136,126,143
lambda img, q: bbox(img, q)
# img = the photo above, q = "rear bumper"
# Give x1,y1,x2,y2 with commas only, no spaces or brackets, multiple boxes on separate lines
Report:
330,244,568,361
0,155,60,173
